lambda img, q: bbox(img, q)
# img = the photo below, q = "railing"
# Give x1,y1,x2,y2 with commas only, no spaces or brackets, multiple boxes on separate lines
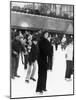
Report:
11,2,74,20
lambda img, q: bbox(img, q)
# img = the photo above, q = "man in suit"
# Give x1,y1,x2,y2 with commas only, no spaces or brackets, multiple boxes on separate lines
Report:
36,32,52,94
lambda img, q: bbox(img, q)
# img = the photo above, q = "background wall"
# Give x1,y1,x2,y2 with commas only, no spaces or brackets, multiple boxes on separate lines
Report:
11,11,73,34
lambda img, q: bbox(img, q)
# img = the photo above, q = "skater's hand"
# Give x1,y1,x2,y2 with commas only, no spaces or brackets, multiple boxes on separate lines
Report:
13,51,18,55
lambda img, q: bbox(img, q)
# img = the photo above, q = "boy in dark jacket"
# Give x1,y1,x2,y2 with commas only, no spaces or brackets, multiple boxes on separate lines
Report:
25,37,38,83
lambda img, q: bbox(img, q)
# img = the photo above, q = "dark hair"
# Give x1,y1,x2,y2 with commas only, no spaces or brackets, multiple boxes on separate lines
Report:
14,33,19,37
32,37,37,41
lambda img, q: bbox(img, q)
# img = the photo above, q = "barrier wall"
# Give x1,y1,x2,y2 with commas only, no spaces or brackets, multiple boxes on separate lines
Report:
11,11,73,34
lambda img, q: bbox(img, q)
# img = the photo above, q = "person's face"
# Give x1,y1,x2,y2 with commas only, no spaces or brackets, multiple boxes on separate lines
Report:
19,31,22,35
15,35,20,40
36,32,38,35
28,35,32,40
63,34,66,38
56,34,58,38
26,31,29,35
47,37,51,42
14,29,17,32
44,32,49,39
20,38,25,45
33,41,37,45
28,39,31,43
48,35,51,41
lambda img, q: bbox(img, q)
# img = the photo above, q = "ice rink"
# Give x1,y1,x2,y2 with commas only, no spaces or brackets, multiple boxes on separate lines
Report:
11,45,73,98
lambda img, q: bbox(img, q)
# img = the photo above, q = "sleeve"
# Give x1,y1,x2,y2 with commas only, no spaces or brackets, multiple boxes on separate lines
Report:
50,46,53,56
11,40,15,54
11,40,18,56
20,42,25,53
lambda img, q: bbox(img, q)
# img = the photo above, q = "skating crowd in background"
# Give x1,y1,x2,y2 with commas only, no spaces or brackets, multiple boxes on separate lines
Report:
11,29,74,94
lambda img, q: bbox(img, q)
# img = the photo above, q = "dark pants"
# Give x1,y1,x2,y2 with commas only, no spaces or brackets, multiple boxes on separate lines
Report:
55,43,58,50
65,60,73,78
36,60,47,92
24,55,28,69
11,55,19,78
48,56,53,70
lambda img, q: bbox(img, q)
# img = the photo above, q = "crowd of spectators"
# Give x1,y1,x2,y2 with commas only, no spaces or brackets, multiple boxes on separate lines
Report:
11,3,73,20
11,28,73,50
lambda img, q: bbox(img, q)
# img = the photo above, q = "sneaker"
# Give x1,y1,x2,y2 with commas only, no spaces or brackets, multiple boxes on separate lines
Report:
11,76,15,79
36,91,43,95
39,91,43,95
43,89,47,92
65,78,72,81
30,77,36,81
14,75,20,78
25,80,29,83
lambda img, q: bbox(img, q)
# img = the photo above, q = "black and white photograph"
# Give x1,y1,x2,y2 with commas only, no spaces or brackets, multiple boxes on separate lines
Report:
10,1,74,99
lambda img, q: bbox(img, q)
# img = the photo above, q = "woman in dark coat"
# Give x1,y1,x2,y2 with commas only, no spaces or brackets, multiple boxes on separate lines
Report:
36,32,52,93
